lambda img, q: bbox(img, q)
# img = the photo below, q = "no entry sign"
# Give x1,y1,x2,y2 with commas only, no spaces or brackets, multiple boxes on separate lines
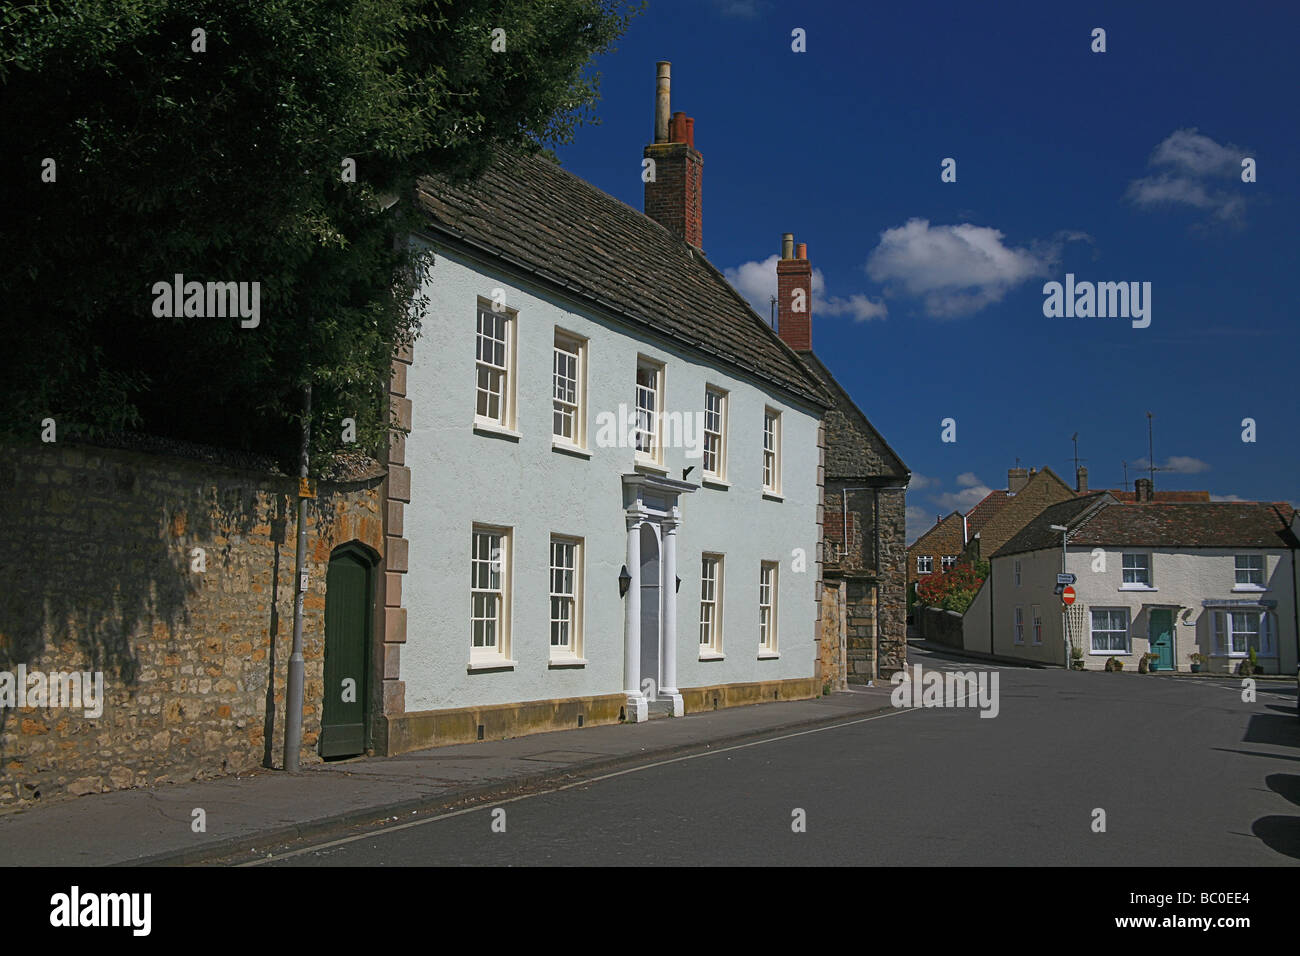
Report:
1062,586,1076,605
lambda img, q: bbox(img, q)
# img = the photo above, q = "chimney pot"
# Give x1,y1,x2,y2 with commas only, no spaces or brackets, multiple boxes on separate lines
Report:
781,233,794,260
685,115,695,149
1076,465,1089,494
670,111,687,143
654,62,671,144
796,242,807,260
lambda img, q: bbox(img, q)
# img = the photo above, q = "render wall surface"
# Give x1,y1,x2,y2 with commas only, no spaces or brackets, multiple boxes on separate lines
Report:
400,242,822,713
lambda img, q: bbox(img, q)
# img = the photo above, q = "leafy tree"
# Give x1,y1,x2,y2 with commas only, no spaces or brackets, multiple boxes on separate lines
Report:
0,0,638,471
916,560,987,614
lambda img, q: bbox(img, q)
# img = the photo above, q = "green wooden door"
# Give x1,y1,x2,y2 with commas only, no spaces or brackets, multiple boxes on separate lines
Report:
321,549,371,758
1149,608,1174,672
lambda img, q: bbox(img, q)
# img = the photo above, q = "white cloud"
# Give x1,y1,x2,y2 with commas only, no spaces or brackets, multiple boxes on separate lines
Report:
905,505,938,545
1210,494,1244,502
955,472,982,487
1135,455,1211,475
723,254,887,325
863,219,1076,318
933,485,993,513
1126,128,1250,226
909,473,938,490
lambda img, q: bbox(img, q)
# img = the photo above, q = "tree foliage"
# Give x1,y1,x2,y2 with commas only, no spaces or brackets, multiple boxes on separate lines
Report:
0,0,637,470
916,559,988,614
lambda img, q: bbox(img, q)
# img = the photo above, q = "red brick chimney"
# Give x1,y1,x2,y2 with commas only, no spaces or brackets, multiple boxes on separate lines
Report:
1134,477,1154,502
1075,465,1089,494
643,62,703,248
777,233,812,351
1007,467,1029,494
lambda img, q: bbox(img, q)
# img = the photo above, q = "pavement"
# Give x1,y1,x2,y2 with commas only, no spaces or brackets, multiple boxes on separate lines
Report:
0,679,896,866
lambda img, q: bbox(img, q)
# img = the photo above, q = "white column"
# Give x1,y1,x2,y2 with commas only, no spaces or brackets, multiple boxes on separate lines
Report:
659,507,683,716
623,506,648,722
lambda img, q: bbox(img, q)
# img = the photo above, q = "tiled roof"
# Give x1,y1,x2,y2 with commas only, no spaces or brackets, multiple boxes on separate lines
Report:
909,511,964,549
965,490,1009,536
1103,489,1212,502
416,150,831,408
996,496,1298,556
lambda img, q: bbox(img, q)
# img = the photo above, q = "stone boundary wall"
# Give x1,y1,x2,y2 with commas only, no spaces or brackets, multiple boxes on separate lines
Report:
0,441,383,807
918,606,964,648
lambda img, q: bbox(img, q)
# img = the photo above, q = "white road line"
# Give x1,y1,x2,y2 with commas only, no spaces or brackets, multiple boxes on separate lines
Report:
239,707,920,866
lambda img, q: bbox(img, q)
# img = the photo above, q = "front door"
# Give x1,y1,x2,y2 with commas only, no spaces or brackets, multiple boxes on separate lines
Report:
321,547,372,758
1149,608,1174,671
639,523,661,701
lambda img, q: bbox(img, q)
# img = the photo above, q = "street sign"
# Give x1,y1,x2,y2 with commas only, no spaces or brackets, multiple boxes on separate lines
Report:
1056,573,1076,585
1062,586,1076,606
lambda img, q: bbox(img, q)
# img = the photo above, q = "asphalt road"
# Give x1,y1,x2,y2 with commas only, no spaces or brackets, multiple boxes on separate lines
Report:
241,647,1300,866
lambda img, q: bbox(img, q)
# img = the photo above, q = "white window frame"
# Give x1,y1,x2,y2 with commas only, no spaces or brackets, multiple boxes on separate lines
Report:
703,386,728,480
635,358,665,465
762,408,782,495
1214,609,1275,658
1233,554,1265,590
699,553,724,657
475,300,517,431
470,524,512,664
1031,604,1042,645
552,331,587,449
941,555,957,571
1014,606,1024,645
1089,607,1130,655
1014,560,1021,587
759,561,778,655
549,535,583,661
917,555,933,575
1121,552,1152,589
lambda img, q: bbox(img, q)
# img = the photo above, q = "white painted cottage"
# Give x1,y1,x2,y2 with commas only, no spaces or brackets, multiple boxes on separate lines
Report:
370,65,833,752
963,491,1299,674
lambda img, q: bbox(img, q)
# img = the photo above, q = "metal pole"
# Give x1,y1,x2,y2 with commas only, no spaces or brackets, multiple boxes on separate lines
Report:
284,381,311,772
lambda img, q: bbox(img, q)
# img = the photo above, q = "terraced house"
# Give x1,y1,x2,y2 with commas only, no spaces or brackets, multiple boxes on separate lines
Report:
963,492,1299,674
368,64,837,753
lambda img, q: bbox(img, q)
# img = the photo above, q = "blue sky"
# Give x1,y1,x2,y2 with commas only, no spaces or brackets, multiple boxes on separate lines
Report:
553,0,1300,542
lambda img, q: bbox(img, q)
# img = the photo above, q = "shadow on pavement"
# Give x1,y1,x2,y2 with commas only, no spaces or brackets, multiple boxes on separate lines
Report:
1243,713,1300,748
1251,816,1300,860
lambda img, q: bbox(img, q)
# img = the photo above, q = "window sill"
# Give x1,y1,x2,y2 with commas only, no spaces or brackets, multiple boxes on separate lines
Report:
701,476,730,490
467,658,517,673
1089,650,1131,656
761,491,784,502
473,420,522,441
757,651,780,660
634,459,669,476
548,657,588,668
698,651,725,661
1119,585,1157,592
1231,585,1267,593
551,440,591,459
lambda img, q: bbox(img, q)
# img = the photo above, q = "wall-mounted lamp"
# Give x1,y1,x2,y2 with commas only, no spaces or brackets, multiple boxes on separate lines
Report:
619,565,632,598
675,575,682,593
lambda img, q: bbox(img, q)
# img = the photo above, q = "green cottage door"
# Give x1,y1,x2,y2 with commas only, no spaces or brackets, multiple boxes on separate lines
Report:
320,547,372,758
1149,608,1175,672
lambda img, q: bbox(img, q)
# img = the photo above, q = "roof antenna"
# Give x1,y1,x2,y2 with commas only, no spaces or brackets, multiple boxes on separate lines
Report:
1121,460,1129,492
1146,411,1156,487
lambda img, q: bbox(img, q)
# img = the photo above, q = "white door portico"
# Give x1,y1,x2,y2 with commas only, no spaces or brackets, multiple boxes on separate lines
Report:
622,474,695,722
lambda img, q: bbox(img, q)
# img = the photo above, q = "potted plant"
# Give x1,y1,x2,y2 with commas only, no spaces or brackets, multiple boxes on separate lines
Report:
1189,652,1207,674
1140,652,1160,674
1070,644,1085,670
1104,656,1124,672
1238,648,1258,677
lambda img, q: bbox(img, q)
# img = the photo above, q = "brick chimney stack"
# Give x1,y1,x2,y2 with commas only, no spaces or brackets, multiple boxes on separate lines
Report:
777,233,813,351
1008,467,1029,494
643,61,703,249
1076,465,1089,494
1134,477,1154,502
